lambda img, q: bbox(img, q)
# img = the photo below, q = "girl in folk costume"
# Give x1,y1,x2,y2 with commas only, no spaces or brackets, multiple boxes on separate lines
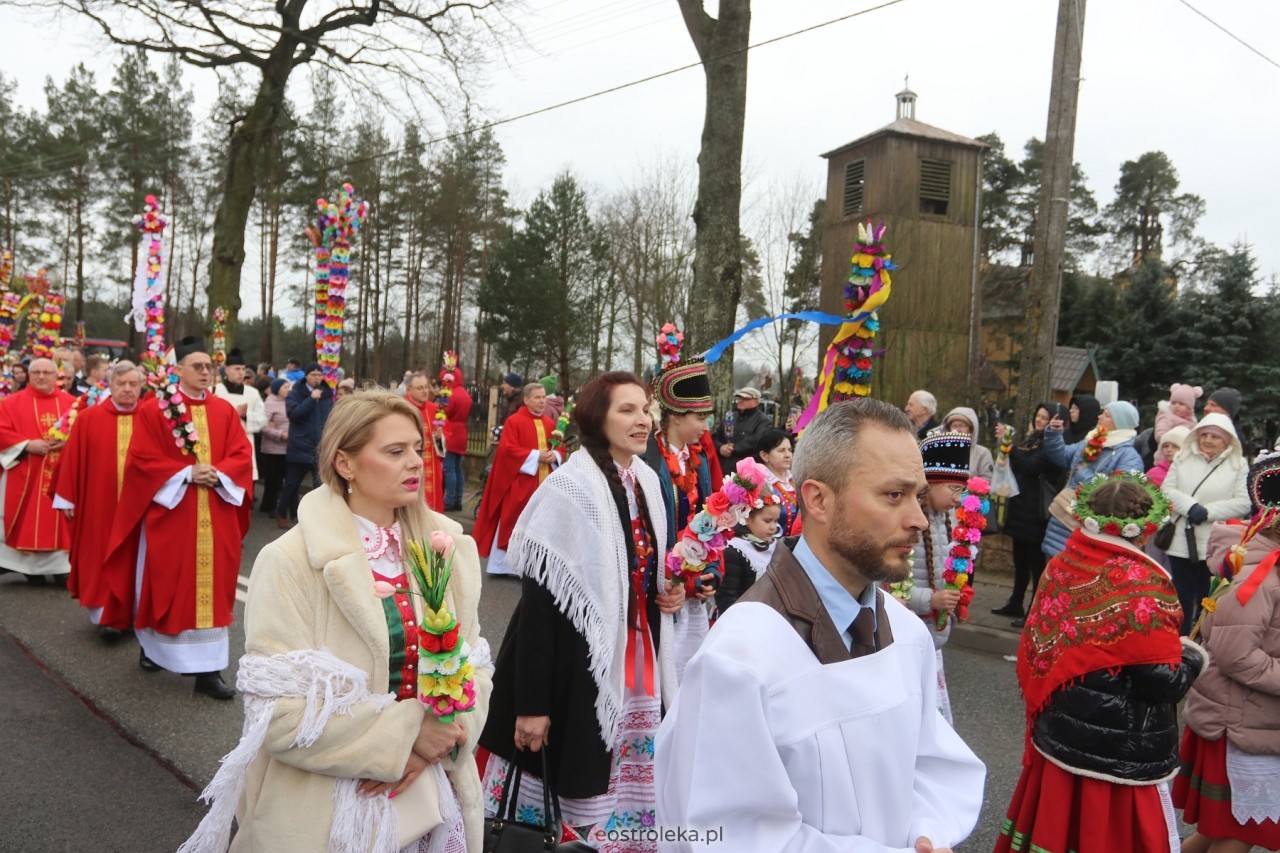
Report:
714,492,783,614
178,390,492,853
639,325,717,681
1175,450,1280,853
756,428,799,537
478,373,684,852
901,432,971,724
996,473,1208,853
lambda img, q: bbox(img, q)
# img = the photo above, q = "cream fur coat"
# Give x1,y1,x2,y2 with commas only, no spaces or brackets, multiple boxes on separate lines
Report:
230,486,491,852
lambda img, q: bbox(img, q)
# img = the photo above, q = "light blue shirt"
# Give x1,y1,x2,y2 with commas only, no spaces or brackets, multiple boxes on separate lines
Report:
793,534,878,652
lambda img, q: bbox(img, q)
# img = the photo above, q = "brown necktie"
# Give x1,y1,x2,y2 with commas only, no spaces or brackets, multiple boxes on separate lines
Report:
848,607,877,658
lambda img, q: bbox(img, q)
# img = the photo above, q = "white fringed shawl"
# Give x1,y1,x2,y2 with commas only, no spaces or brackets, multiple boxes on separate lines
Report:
506,450,676,746
177,648,463,853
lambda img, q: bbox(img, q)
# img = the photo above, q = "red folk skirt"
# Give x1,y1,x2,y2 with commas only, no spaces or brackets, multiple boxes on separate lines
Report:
994,748,1172,853
1173,727,1280,851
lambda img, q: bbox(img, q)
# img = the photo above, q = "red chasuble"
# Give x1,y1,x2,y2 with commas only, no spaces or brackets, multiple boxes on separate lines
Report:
50,400,139,628
0,385,76,551
109,392,253,635
473,406,557,556
404,395,446,513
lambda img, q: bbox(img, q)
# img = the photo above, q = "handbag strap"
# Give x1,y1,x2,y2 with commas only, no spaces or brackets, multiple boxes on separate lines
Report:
494,749,558,836
1172,456,1231,526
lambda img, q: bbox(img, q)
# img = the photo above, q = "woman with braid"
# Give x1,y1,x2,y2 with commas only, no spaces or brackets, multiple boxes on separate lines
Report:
479,372,685,850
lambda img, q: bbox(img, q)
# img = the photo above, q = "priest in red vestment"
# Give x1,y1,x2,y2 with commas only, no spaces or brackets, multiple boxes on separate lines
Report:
473,382,560,576
0,357,75,584
108,337,253,700
51,360,145,639
404,370,446,512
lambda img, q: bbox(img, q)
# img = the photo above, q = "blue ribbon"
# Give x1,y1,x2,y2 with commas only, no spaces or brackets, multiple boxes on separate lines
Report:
700,310,853,364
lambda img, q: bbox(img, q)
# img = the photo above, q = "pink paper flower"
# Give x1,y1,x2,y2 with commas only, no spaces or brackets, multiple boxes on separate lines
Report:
373,580,397,599
429,529,455,559
735,458,771,489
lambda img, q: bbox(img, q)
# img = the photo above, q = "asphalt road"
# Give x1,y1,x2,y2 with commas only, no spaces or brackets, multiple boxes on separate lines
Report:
0,497,1032,852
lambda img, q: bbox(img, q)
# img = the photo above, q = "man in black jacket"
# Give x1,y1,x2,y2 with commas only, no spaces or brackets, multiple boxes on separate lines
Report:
274,362,333,527
714,386,770,470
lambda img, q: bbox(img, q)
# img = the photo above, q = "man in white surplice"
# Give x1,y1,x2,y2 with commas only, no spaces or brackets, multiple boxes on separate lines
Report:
656,399,986,853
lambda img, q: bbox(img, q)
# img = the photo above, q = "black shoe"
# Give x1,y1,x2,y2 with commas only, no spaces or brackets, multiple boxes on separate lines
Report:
194,671,235,700
139,649,162,672
1011,618,1027,629
991,603,1024,617
24,574,48,586
49,573,68,588
98,626,124,643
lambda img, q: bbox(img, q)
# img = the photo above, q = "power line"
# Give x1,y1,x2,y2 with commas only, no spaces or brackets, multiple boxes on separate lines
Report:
327,0,909,175
3,0,909,184
1174,0,1280,71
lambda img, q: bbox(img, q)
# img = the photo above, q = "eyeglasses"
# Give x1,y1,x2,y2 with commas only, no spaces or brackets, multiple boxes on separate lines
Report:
186,363,215,372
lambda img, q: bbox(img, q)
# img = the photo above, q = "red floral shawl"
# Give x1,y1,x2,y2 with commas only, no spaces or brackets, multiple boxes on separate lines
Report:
1018,529,1183,725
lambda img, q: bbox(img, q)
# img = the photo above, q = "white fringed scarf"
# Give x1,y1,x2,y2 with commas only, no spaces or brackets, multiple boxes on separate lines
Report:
506,449,675,746
177,648,464,853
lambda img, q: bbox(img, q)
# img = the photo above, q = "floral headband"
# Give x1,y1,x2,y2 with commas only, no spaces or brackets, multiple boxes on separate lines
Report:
1070,470,1170,540
751,491,783,511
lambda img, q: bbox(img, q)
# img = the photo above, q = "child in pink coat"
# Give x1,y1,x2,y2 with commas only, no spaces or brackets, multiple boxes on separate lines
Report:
1146,425,1189,485
1154,383,1200,443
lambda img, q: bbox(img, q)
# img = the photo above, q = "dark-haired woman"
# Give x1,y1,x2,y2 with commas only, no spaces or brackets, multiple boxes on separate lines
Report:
992,403,1067,623
756,428,799,537
995,474,1207,853
479,372,684,849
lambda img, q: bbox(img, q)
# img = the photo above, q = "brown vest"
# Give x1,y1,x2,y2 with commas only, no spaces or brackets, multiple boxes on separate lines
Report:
740,538,894,665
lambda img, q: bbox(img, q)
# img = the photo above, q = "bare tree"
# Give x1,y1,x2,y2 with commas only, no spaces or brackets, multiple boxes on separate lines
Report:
601,154,696,374
18,0,515,341
676,0,750,401
738,175,821,395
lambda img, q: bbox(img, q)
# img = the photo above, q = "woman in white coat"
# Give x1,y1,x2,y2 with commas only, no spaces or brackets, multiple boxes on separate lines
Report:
179,390,491,853
1162,412,1250,634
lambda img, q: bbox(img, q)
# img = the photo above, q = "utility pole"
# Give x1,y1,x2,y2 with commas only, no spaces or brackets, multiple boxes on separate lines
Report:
1018,0,1085,432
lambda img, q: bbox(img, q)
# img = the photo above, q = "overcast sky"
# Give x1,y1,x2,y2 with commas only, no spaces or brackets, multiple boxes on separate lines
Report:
3,0,1278,323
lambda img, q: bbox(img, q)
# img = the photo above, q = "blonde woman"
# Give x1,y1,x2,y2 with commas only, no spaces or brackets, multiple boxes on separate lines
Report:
180,389,491,853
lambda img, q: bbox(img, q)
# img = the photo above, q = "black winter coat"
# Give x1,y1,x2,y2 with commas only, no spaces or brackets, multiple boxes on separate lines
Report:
1033,640,1204,783
284,381,334,464
478,482,663,799
1003,437,1066,544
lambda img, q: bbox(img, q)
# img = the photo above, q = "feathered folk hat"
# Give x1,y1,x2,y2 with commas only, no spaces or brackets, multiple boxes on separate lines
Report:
653,323,712,414
920,431,972,483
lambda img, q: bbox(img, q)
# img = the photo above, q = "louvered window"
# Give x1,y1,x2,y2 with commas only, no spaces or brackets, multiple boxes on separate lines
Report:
842,159,865,218
919,158,952,216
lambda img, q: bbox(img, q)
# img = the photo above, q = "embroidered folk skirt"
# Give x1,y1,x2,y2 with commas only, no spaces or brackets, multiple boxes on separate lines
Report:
481,688,661,852
1174,728,1280,851
995,748,1173,853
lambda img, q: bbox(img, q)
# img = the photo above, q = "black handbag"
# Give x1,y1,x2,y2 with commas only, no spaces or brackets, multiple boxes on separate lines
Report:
1153,519,1177,551
483,751,595,853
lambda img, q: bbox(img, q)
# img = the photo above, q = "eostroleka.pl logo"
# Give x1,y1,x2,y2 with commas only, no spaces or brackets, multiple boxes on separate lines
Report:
586,825,726,846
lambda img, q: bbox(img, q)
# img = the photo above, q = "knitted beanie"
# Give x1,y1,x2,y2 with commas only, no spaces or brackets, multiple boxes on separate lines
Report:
1168,383,1203,409
1159,425,1190,450
1208,387,1242,418
1106,400,1140,431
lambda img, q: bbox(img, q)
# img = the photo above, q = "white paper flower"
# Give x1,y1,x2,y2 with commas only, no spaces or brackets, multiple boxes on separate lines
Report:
1082,517,1101,533
1121,523,1141,537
